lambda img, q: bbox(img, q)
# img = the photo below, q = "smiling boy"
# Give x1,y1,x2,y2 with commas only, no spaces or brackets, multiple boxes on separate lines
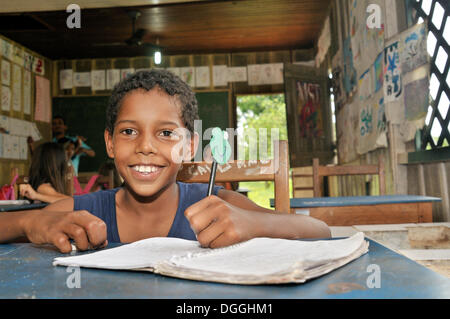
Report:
0,70,330,253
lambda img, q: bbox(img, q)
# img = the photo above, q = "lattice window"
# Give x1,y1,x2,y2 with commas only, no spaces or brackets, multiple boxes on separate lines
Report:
413,0,449,150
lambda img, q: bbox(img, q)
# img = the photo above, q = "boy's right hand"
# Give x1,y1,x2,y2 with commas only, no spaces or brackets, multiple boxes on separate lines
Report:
21,210,108,254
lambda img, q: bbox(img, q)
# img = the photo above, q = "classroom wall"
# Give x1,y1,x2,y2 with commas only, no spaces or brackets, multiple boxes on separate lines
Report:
0,34,53,187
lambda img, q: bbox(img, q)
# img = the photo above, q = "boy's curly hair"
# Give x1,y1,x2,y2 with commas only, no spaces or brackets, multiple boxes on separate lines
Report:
106,69,199,134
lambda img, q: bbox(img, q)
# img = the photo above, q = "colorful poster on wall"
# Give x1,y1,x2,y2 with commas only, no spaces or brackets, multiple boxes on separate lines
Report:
401,23,428,73
373,52,384,93
343,37,358,96
383,41,402,102
358,67,373,101
180,67,195,87
357,90,387,155
34,75,51,123
296,81,323,138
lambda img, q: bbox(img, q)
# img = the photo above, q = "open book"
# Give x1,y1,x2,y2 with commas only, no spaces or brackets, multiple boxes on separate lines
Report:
53,232,369,285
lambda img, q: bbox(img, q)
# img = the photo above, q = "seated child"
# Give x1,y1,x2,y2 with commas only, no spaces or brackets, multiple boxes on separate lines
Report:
0,69,330,253
19,142,71,204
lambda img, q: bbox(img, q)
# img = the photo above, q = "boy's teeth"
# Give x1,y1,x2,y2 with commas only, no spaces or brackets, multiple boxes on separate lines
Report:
134,165,158,173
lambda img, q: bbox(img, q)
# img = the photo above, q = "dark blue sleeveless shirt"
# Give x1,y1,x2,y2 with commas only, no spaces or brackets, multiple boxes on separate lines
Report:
73,182,223,243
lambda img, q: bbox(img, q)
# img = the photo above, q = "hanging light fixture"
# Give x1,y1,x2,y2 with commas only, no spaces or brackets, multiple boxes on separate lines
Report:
154,38,161,65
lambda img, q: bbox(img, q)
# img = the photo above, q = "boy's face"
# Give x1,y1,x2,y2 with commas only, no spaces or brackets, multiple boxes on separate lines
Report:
52,118,67,136
104,88,198,197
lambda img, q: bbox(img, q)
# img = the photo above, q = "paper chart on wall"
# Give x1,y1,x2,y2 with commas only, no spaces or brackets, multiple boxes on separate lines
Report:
106,69,120,90
248,64,283,85
227,67,247,82
59,69,73,89
23,70,31,115
195,66,210,88
12,64,21,112
1,59,10,86
213,65,228,87
18,136,28,160
2,134,12,158
12,46,24,67
180,67,195,87
73,72,91,87
34,75,51,123
91,70,106,91
1,39,13,61
1,85,11,111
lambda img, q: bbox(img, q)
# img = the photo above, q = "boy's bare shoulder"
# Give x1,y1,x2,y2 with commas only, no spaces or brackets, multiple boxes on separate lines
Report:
43,197,74,211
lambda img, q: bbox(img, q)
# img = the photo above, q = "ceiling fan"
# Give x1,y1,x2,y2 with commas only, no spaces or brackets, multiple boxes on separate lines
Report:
92,11,162,50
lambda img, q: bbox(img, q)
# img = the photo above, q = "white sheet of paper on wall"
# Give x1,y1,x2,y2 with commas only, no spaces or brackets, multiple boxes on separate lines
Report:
23,70,31,115
59,69,73,89
195,66,210,88
12,64,21,112
1,59,11,86
1,39,13,61
0,115,9,132
91,70,106,91
30,122,42,142
32,57,45,76
227,67,247,82
10,135,20,159
73,72,91,87
1,85,11,111
213,65,228,87
12,46,24,67
106,69,120,90
19,136,28,160
2,134,12,158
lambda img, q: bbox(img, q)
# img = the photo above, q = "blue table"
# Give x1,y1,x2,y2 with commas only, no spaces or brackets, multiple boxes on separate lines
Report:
271,195,441,226
0,203,47,212
0,238,449,299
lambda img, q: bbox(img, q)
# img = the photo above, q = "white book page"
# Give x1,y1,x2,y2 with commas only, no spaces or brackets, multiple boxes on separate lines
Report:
53,237,205,270
161,232,367,277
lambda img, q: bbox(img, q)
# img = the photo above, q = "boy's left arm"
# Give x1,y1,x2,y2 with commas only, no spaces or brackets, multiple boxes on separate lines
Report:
184,189,331,248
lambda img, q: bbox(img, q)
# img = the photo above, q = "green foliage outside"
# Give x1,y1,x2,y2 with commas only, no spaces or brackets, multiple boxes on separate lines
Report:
236,94,291,209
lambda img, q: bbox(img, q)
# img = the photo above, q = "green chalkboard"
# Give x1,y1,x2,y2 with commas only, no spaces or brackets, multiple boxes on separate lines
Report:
53,96,109,173
53,91,230,172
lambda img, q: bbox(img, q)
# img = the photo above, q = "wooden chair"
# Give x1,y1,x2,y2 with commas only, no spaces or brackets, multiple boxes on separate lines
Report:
73,169,115,195
312,156,386,197
177,140,290,213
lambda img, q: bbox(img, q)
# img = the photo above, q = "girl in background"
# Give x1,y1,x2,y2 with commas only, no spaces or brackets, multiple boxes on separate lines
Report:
19,142,71,203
